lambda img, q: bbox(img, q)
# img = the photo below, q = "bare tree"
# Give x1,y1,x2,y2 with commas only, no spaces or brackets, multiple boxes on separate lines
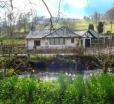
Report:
105,7,114,22
42,0,53,30
92,12,101,24
105,7,114,32
61,19,76,30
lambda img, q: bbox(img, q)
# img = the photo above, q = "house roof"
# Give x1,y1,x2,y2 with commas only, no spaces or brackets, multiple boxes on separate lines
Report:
83,29,98,38
45,27,81,38
75,31,86,37
26,27,81,39
75,29,99,38
26,30,53,39
75,29,105,39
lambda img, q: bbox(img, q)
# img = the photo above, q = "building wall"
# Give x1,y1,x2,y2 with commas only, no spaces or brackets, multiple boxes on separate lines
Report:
41,39,48,46
27,37,80,50
27,39,34,49
36,39,49,49
27,39,49,49
65,38,78,47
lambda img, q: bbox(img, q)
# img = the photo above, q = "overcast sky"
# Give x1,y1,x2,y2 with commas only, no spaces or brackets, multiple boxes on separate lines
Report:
0,0,114,19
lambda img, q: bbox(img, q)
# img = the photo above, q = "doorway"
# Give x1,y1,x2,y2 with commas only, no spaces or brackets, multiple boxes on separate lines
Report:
85,39,90,47
34,40,41,49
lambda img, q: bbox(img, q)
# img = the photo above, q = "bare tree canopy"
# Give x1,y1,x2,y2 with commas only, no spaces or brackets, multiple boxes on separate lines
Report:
105,7,114,22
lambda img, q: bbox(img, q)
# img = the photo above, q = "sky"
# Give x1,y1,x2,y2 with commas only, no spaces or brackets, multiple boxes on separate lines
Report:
0,0,114,19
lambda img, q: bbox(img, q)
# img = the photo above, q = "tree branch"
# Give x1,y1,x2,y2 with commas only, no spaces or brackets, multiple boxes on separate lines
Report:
56,0,61,23
10,0,13,10
42,0,53,30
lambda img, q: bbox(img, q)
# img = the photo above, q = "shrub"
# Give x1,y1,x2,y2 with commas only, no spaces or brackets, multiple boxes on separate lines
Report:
0,74,114,104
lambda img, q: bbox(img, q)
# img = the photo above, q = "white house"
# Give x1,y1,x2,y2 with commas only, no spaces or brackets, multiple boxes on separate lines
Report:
26,27,82,50
81,29,98,48
75,29,111,48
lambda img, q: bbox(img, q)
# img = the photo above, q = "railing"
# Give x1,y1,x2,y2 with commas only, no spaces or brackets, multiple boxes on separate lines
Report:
1,44,114,55
84,47,114,55
27,47,84,55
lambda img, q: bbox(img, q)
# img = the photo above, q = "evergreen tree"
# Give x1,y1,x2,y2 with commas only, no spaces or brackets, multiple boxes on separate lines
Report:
88,24,94,31
97,22,104,33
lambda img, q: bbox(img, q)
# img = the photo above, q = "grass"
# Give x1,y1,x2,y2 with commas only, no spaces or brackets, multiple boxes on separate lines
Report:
75,20,89,30
30,55,54,62
0,74,114,104
104,23,114,33
0,39,25,45
78,21,114,33
59,20,114,33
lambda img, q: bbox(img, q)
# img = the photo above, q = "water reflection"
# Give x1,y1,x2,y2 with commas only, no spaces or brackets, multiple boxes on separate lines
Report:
18,70,101,81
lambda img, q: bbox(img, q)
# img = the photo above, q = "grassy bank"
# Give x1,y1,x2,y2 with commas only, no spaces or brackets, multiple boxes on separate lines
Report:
0,39,25,45
0,74,114,104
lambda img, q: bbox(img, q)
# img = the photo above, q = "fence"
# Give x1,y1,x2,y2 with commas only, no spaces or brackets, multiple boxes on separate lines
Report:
27,47,84,55
0,44,25,54
90,37,114,48
0,38,114,55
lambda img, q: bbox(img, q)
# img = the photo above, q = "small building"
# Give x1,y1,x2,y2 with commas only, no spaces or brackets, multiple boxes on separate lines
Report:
81,29,98,48
26,27,82,50
75,29,111,48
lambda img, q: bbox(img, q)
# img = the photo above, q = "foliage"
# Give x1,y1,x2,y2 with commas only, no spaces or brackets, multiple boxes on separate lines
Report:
0,39,25,45
88,24,94,31
97,22,104,33
0,70,3,79
30,55,53,62
0,74,114,104
6,68,15,77
98,54,114,74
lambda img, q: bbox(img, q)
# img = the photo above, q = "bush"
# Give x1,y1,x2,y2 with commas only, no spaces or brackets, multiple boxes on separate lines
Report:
0,74,114,104
0,70,3,79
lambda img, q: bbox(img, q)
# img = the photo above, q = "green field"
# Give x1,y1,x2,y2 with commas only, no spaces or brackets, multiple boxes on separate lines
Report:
75,20,114,33
54,20,114,34
75,20,89,30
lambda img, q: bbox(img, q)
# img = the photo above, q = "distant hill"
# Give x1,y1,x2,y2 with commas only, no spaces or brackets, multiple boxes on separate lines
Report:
105,7,114,22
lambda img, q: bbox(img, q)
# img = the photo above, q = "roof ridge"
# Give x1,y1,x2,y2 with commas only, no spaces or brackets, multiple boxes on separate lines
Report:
43,26,77,38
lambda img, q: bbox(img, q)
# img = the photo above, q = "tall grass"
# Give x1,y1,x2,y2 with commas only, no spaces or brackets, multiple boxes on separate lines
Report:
0,74,114,104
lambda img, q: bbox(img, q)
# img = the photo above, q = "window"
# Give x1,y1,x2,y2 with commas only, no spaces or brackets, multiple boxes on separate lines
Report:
34,40,40,46
60,38,65,45
49,38,54,45
55,38,59,45
71,38,74,43
49,38,65,45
